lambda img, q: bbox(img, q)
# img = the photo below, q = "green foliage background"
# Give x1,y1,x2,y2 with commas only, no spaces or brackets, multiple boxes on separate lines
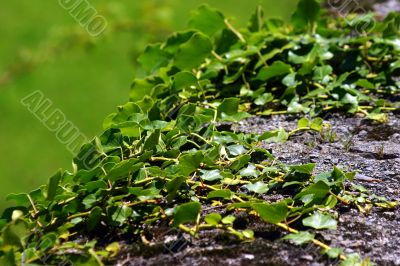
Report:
0,1,297,210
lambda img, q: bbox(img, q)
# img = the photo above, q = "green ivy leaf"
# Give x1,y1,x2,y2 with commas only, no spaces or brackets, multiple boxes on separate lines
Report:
137,43,170,75
2,220,29,249
325,248,343,259
313,65,332,84
6,193,29,207
252,201,288,224
174,33,213,70
143,129,161,151
332,166,355,183
289,163,316,174
310,117,324,132
221,215,236,224
282,231,315,245
85,180,108,193
39,233,57,251
239,164,260,178
287,100,310,114
226,144,247,156
294,180,330,206
282,72,298,87
172,71,198,92
242,229,254,239
230,154,251,171
46,169,62,201
189,5,225,37
258,128,288,143
303,211,337,230
201,169,223,181
255,61,292,81
178,151,204,176
244,181,269,194
172,201,201,227
254,93,274,106
128,187,161,200
248,5,265,32
166,176,187,201
297,117,310,128
83,194,98,209
107,160,144,182
87,206,102,232
204,212,222,225
108,205,133,226
217,98,240,116
207,189,233,200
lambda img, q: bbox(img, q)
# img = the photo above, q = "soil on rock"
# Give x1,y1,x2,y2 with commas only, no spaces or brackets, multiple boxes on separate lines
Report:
110,112,400,266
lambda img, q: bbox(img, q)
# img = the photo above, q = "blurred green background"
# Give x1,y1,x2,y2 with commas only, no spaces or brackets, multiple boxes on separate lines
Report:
0,0,298,210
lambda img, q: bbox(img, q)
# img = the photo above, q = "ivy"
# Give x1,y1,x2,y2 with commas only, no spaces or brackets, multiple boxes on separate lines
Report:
0,1,398,265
